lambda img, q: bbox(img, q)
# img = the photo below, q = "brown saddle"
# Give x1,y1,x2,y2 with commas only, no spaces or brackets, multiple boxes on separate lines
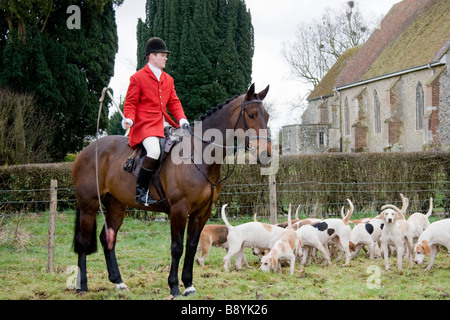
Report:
123,127,180,176
122,127,182,210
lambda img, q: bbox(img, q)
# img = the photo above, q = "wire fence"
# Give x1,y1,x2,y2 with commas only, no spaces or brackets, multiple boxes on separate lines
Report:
1,151,448,221
1,179,448,221
217,180,449,219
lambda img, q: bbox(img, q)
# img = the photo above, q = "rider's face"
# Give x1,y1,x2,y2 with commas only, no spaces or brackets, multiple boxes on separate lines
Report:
149,53,168,69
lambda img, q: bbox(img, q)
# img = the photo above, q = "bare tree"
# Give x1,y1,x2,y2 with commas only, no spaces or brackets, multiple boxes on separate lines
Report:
0,88,56,165
282,1,379,88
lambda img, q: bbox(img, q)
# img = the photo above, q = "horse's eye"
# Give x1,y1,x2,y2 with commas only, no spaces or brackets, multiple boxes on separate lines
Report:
248,114,255,119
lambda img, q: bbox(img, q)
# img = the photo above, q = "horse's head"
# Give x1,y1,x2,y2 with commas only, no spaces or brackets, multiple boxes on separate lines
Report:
235,83,272,164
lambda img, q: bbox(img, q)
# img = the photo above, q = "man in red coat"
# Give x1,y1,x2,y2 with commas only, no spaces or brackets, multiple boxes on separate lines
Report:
122,37,189,205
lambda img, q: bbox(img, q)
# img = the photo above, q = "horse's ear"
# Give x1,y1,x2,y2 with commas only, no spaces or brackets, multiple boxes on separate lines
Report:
245,83,255,101
258,85,270,101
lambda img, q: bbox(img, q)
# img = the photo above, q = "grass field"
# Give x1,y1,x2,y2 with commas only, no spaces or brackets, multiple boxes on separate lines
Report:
0,211,449,300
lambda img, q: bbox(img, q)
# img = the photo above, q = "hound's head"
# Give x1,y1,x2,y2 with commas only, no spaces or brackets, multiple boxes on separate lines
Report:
252,247,269,260
414,240,431,264
259,255,276,272
380,208,398,224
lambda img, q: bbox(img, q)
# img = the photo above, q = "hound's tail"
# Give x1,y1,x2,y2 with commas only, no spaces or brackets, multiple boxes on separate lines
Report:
380,204,406,220
221,204,233,230
425,198,433,218
342,199,354,225
295,204,301,220
400,193,409,215
288,203,293,228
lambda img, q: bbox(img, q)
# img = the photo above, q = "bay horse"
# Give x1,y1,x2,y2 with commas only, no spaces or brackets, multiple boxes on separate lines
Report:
72,83,271,297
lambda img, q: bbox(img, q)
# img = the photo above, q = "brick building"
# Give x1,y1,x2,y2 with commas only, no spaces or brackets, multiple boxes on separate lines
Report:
282,0,450,154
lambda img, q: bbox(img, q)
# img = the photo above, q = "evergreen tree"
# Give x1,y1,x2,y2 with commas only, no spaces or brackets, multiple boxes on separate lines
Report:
108,105,126,136
136,0,254,121
0,0,121,162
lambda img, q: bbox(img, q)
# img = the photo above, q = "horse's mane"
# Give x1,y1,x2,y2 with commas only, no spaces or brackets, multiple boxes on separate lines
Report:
196,95,239,121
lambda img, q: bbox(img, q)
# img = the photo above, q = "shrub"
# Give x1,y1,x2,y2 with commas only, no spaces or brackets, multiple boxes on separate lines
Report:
0,151,448,216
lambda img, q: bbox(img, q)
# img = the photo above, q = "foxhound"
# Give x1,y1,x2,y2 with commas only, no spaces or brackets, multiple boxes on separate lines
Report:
380,207,413,271
221,204,285,272
414,218,450,270
260,204,301,274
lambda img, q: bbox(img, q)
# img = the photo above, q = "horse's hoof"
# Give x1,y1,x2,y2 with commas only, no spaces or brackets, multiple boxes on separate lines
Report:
115,282,129,291
183,285,197,296
169,286,182,298
76,289,88,295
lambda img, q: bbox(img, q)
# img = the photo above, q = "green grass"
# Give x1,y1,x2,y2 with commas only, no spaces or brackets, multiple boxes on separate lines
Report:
0,212,449,300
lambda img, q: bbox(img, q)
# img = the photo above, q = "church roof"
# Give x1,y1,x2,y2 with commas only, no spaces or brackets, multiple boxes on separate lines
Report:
307,46,360,101
308,0,450,100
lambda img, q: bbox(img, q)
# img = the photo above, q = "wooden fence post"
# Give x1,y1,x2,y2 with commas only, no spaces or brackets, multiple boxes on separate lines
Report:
47,179,57,273
269,174,277,224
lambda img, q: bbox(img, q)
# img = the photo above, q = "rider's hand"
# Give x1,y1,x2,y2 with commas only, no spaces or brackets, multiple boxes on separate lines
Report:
121,118,133,130
179,118,189,128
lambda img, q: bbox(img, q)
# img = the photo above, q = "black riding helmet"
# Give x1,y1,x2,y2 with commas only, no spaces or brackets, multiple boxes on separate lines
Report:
145,37,170,59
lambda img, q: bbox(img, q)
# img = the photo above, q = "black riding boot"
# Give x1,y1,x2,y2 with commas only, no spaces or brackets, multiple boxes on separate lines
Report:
136,156,159,206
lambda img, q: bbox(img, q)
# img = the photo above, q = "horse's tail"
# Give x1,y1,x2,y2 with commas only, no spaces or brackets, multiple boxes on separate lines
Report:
221,204,233,230
73,206,97,255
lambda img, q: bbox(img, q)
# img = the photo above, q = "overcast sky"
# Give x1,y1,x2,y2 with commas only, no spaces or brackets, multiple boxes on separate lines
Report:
108,0,401,134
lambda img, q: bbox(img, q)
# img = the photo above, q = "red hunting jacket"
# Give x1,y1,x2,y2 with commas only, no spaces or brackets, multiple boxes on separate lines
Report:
123,64,187,148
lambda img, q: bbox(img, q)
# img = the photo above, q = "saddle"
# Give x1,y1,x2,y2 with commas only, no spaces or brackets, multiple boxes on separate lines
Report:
123,127,182,210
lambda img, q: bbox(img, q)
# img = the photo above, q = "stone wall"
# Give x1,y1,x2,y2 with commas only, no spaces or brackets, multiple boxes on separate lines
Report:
436,64,450,150
283,61,449,154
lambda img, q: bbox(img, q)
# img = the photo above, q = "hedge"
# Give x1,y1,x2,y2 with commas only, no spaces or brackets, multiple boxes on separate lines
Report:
0,152,449,216
215,151,450,218
0,162,74,213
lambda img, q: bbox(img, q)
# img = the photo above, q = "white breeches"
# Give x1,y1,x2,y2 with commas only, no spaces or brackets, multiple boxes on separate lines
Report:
142,136,160,160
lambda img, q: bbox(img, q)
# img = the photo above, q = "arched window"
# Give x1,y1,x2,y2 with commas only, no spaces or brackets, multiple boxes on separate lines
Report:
344,97,350,136
416,82,424,130
374,90,381,133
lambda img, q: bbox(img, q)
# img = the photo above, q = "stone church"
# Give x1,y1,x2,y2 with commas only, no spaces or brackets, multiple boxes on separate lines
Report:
282,0,450,155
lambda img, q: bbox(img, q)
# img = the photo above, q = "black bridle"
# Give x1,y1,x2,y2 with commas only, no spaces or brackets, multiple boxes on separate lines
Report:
236,96,271,152
185,96,271,151
183,96,272,213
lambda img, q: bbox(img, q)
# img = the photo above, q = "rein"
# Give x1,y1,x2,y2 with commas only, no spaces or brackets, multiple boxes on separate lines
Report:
186,96,271,150
184,96,271,213
96,88,129,230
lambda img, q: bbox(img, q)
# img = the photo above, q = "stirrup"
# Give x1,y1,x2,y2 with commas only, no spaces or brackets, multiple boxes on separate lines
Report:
136,189,157,206
144,190,157,206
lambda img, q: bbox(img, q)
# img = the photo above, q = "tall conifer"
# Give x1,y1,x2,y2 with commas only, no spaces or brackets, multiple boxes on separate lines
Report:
136,0,254,120
0,1,121,162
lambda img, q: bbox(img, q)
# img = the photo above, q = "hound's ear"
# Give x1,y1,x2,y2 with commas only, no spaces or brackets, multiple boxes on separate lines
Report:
349,241,356,252
245,83,256,101
379,210,385,220
257,85,270,101
270,257,277,268
422,240,431,256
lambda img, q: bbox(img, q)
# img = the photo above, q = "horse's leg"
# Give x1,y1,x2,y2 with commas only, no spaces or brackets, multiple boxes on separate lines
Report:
73,204,98,293
181,211,209,296
167,205,188,297
99,196,128,290
77,251,87,292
